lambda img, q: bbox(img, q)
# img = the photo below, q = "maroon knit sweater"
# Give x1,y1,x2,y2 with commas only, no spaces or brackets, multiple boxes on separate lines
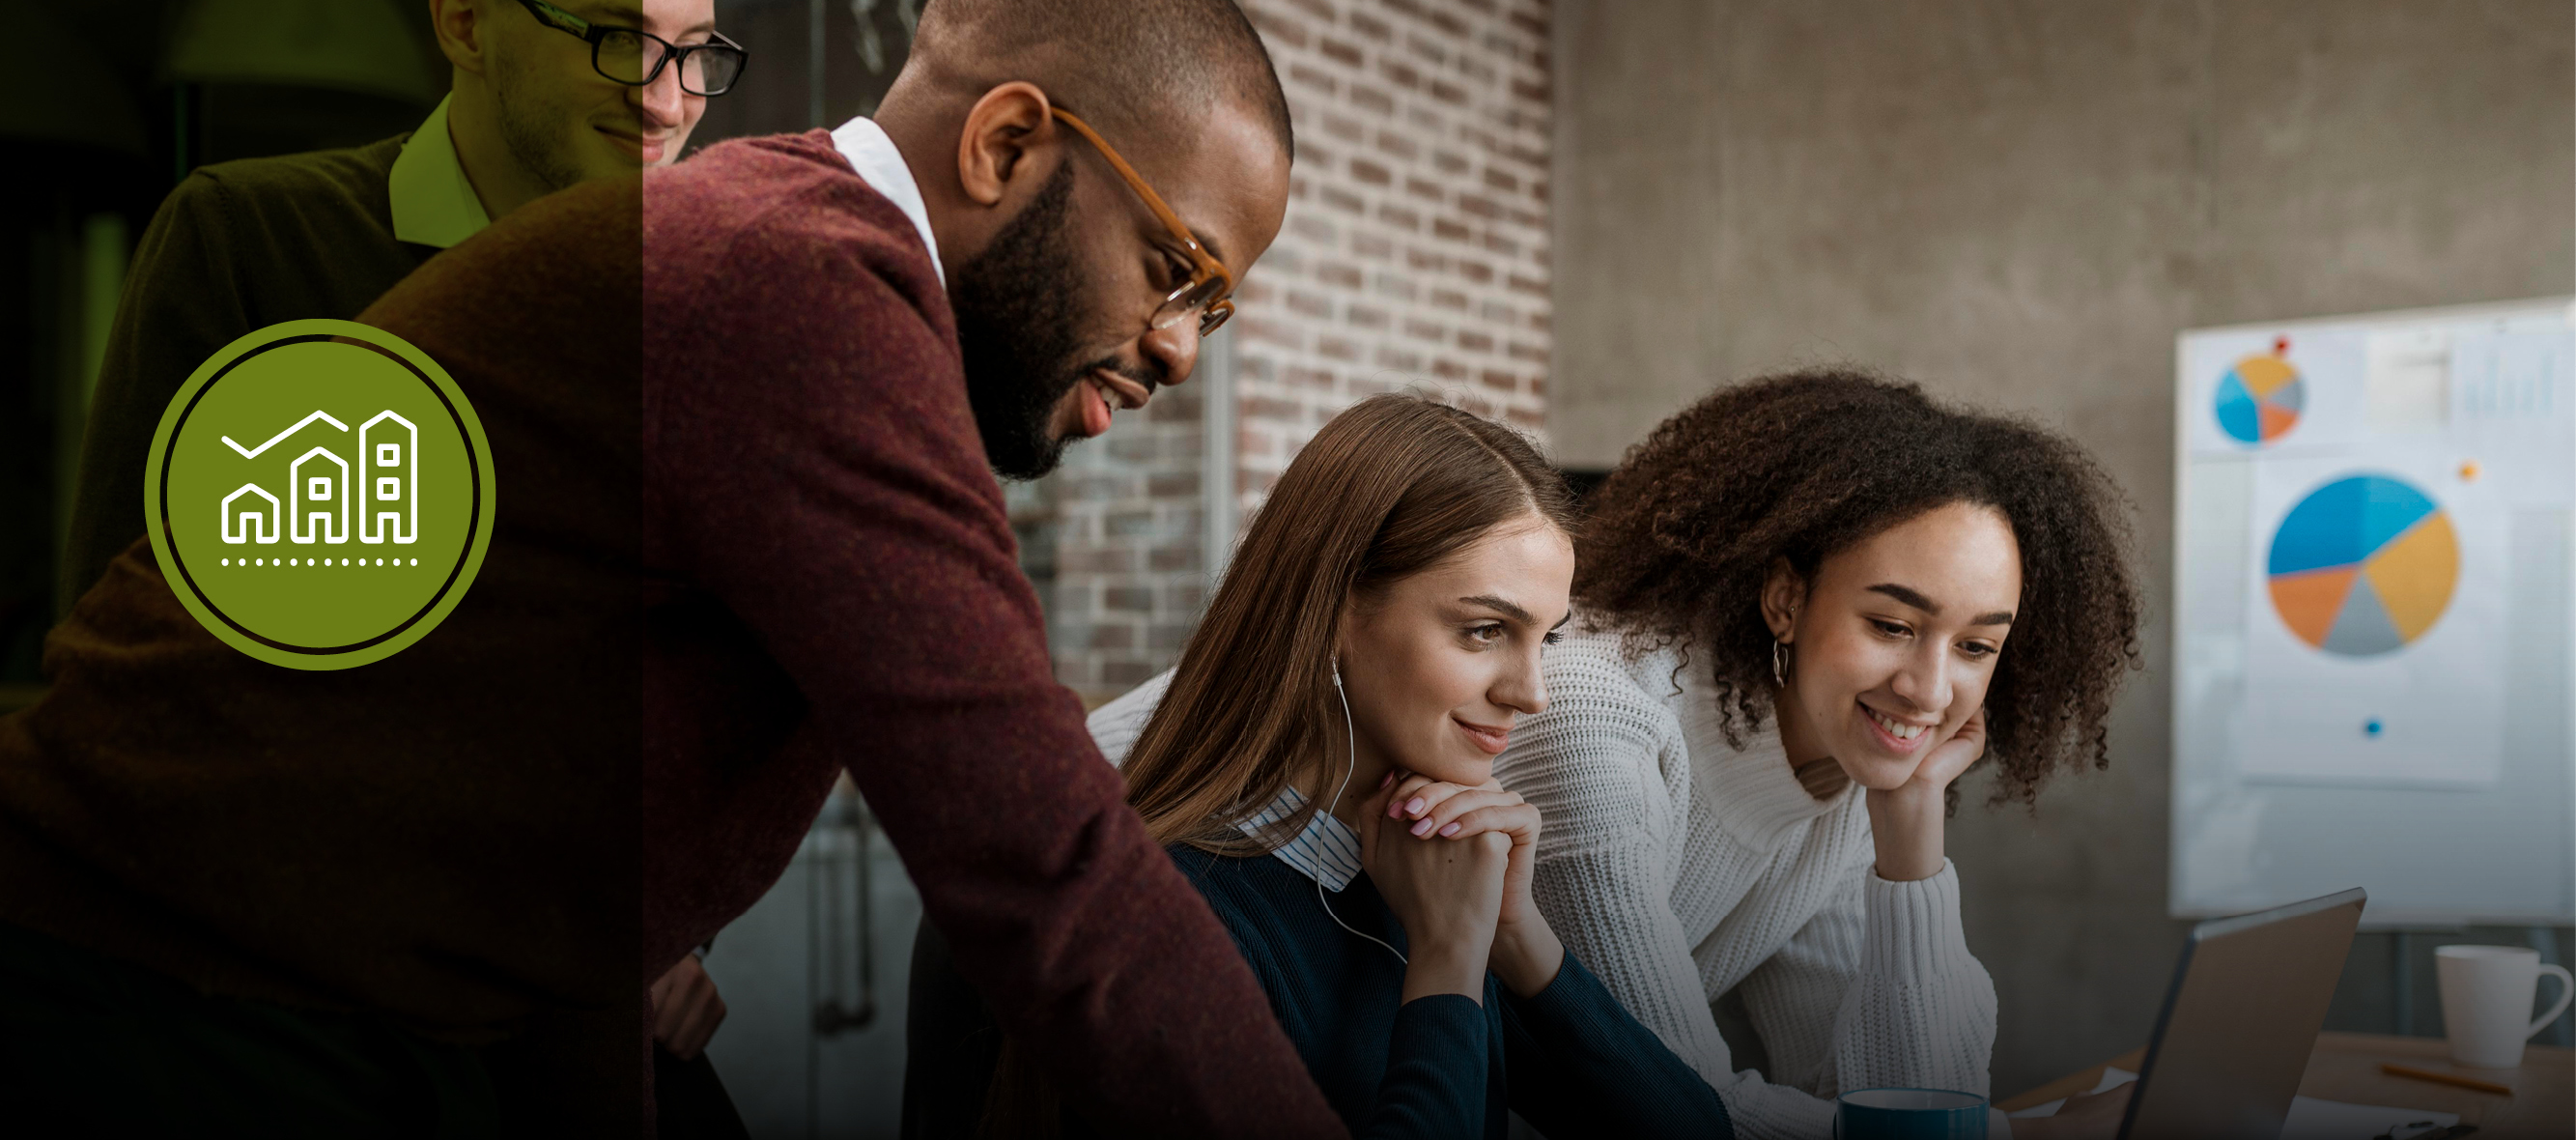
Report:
641,131,1343,1137
0,178,654,1127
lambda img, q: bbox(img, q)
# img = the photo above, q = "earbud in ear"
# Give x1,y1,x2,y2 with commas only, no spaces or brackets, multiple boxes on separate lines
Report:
1331,656,1343,688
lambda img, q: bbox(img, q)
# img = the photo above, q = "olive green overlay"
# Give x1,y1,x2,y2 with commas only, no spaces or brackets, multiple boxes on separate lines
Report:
145,320,495,670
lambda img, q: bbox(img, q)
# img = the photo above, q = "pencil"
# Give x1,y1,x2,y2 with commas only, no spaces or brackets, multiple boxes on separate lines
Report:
2380,1063,2514,1097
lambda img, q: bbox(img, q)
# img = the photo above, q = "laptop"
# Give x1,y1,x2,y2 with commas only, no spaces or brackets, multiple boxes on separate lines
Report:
2117,887,2368,1138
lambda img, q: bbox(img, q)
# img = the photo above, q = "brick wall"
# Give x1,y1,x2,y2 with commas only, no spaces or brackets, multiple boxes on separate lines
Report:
1020,381,1212,700
1040,0,1554,703
1231,0,1554,492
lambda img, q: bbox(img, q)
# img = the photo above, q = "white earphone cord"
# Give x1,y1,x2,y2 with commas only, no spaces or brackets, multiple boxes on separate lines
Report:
1322,667,1407,965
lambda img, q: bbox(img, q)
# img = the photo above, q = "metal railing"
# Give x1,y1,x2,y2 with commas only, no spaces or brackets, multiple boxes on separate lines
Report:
803,787,883,1136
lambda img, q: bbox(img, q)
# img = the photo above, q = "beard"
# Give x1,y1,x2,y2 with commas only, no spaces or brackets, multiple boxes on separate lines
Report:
490,41,592,194
948,160,1115,481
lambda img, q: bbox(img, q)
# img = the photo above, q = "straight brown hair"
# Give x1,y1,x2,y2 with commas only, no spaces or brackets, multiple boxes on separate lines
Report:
980,394,1576,1137
1122,393,1579,855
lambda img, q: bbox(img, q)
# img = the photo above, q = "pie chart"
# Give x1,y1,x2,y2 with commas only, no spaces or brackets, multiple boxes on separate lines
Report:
2266,474,2458,657
2216,354,2305,444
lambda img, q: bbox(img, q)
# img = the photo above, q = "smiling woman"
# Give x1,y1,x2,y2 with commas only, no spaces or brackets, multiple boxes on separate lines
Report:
906,395,1736,1139
1495,368,2146,1140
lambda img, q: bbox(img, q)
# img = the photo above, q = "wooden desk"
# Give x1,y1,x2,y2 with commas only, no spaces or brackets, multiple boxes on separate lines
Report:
1998,1033,2573,1138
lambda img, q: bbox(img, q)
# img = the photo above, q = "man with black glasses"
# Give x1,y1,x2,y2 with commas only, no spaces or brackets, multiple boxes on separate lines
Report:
60,0,743,605
4,1,745,1134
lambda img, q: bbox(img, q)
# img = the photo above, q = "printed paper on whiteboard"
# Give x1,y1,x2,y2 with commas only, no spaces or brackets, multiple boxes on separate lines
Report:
2447,329,2576,508
2363,327,2451,433
2237,448,2505,787
2186,327,2369,458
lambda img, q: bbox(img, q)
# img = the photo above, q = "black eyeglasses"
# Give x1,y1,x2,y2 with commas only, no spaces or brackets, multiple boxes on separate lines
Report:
516,0,749,97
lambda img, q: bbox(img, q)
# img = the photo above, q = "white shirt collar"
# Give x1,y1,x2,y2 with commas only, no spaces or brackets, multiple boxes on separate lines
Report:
1237,785,1364,893
831,116,945,288
387,96,492,249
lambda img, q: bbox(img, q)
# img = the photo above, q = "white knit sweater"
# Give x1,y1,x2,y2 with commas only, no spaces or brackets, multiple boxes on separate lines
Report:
1086,634,2000,1140
1495,626,1998,1139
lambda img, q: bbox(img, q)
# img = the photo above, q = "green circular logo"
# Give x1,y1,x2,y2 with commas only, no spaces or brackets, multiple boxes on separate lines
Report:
145,319,496,670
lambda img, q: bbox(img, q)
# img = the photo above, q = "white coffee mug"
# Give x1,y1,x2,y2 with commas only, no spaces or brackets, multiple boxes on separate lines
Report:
2434,945,2574,1069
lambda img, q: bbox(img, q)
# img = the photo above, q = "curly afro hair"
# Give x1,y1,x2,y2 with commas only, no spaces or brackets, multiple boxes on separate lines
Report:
1576,367,2143,807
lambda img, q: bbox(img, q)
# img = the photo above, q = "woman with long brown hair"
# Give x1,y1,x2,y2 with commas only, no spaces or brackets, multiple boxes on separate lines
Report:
909,395,1732,1137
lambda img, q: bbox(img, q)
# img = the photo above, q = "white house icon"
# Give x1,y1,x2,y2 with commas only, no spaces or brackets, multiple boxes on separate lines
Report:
358,412,418,545
212,409,421,552
221,484,281,544
289,446,349,544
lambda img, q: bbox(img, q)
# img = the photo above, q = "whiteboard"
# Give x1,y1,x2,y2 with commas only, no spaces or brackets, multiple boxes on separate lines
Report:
2170,297,2576,926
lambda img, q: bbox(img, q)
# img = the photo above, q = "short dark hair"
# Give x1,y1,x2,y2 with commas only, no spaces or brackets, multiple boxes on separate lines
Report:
1574,367,2144,808
914,0,1293,161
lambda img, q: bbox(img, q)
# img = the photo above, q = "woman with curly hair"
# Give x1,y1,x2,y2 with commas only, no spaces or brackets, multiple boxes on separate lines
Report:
1495,368,2143,1138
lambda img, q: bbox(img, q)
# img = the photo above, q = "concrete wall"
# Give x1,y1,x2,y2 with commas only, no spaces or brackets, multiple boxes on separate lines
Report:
1551,0,2573,1096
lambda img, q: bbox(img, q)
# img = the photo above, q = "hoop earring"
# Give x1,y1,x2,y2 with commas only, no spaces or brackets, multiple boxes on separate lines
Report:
1771,606,1797,688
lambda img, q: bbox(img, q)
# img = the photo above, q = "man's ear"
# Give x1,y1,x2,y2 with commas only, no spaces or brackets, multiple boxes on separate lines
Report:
954,82,1059,208
1760,556,1805,641
430,0,489,74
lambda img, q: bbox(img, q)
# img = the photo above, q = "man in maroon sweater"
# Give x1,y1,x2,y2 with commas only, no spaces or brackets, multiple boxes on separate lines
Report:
0,0,1334,1132
645,0,1342,1134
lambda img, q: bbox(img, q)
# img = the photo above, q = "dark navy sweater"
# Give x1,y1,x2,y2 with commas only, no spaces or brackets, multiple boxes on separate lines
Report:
1171,847,1734,1139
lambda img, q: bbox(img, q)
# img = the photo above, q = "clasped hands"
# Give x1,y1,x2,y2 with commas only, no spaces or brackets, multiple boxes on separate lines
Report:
1357,771,1566,1005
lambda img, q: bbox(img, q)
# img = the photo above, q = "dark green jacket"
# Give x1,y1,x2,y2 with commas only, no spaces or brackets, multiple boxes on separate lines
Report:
60,133,435,610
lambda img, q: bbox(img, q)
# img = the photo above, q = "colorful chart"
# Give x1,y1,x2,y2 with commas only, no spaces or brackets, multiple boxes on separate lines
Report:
2266,475,2459,657
2216,354,2306,444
